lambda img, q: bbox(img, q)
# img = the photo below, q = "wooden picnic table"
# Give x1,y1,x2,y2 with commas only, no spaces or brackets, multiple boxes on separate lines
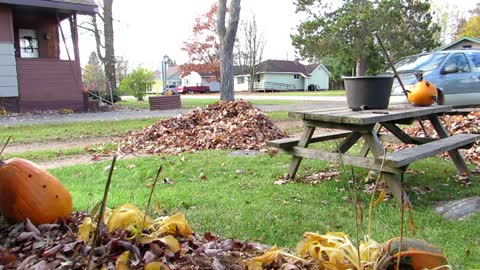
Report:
267,104,480,207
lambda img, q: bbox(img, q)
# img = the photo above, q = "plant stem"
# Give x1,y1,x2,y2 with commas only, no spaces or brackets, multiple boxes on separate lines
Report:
335,144,362,267
86,155,117,270
368,151,387,239
397,173,405,270
0,136,12,157
141,165,163,234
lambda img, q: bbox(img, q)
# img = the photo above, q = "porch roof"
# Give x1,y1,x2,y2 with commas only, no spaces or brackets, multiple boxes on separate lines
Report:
0,0,97,15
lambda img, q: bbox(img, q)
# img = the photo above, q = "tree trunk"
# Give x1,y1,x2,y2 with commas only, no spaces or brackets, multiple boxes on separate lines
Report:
218,0,241,101
249,67,255,92
103,0,117,93
220,46,235,100
355,56,367,76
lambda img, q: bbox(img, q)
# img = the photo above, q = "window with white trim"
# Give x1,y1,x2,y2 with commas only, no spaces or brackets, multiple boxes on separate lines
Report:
19,29,39,58
294,74,300,80
237,77,245,84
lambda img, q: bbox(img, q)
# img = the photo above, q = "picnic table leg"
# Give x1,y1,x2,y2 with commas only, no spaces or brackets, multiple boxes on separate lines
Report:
428,115,470,175
362,129,412,208
338,132,362,153
287,126,315,179
359,124,382,157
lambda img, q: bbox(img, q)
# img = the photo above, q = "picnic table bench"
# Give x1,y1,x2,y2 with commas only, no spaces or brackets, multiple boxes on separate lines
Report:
267,104,480,207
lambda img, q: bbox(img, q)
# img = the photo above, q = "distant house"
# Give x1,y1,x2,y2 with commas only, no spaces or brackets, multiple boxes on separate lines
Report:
181,71,220,92
151,65,182,94
439,37,480,51
166,65,181,86
234,59,330,92
0,0,97,112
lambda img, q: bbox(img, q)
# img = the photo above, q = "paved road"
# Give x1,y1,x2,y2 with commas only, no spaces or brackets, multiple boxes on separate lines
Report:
0,100,346,126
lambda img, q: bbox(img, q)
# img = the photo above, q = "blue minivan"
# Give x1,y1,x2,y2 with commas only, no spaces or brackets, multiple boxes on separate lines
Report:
389,49,480,107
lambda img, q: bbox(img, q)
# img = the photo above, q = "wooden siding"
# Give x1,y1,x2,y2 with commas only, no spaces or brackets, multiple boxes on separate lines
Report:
446,41,480,50
0,6,13,42
16,59,83,112
0,43,18,97
264,73,305,90
307,66,330,90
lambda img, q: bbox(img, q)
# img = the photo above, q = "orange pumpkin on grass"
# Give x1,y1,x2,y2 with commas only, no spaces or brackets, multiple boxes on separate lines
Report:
0,158,72,224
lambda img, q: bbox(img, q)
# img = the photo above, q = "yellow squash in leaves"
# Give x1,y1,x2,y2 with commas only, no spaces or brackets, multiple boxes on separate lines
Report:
407,74,438,106
0,158,72,224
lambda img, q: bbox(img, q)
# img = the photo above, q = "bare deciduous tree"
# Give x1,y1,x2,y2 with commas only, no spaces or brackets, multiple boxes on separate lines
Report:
217,0,241,101
80,0,117,94
240,15,265,92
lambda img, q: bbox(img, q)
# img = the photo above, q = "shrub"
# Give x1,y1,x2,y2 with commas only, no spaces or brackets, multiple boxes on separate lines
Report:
119,68,154,101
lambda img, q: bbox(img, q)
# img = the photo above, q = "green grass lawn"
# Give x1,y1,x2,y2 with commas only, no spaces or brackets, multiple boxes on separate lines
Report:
0,118,160,144
118,96,311,110
49,149,480,268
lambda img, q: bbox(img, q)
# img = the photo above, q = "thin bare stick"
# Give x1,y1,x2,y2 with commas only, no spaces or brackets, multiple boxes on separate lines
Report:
335,142,362,266
86,155,117,270
367,151,387,239
0,136,11,157
141,165,163,234
397,173,406,270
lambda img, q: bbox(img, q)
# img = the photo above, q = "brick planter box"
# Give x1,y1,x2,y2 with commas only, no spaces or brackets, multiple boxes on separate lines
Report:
149,95,181,111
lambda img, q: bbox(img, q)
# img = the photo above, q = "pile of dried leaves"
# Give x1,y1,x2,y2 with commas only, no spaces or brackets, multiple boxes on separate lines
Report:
386,111,480,164
0,204,449,270
0,211,266,269
120,100,287,155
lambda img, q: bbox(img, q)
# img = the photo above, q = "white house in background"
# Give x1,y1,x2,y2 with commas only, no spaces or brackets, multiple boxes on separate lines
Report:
234,59,330,92
181,71,220,92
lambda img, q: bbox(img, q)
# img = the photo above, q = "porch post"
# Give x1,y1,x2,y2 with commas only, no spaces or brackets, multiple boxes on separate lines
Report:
70,14,87,111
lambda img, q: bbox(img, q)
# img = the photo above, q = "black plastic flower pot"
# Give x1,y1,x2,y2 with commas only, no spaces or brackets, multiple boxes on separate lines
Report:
343,75,394,110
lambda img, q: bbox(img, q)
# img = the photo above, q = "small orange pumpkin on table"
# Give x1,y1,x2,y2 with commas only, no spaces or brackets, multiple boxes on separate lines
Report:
407,73,439,106
0,158,73,224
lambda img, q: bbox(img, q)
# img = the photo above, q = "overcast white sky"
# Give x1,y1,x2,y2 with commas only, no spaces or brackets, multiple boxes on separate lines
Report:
75,0,479,70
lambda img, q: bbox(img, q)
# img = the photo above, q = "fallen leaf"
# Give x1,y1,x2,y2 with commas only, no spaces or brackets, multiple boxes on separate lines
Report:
159,235,180,253
77,217,95,244
107,204,153,233
157,213,193,237
144,262,170,270
115,251,130,270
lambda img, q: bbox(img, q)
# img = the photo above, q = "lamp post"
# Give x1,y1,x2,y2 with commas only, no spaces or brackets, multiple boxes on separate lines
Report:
162,55,170,94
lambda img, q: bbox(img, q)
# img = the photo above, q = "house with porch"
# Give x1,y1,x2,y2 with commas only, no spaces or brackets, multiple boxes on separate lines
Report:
0,0,97,112
234,59,330,92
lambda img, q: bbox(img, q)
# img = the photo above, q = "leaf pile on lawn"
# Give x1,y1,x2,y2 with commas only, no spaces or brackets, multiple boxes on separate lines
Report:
0,205,271,269
385,111,480,164
0,207,450,269
120,100,287,155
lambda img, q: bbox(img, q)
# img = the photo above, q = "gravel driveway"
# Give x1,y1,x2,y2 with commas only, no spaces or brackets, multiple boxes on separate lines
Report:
0,101,345,126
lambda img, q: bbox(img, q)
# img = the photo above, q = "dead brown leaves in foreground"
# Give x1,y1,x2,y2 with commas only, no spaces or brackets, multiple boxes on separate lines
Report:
0,211,267,269
120,100,287,155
